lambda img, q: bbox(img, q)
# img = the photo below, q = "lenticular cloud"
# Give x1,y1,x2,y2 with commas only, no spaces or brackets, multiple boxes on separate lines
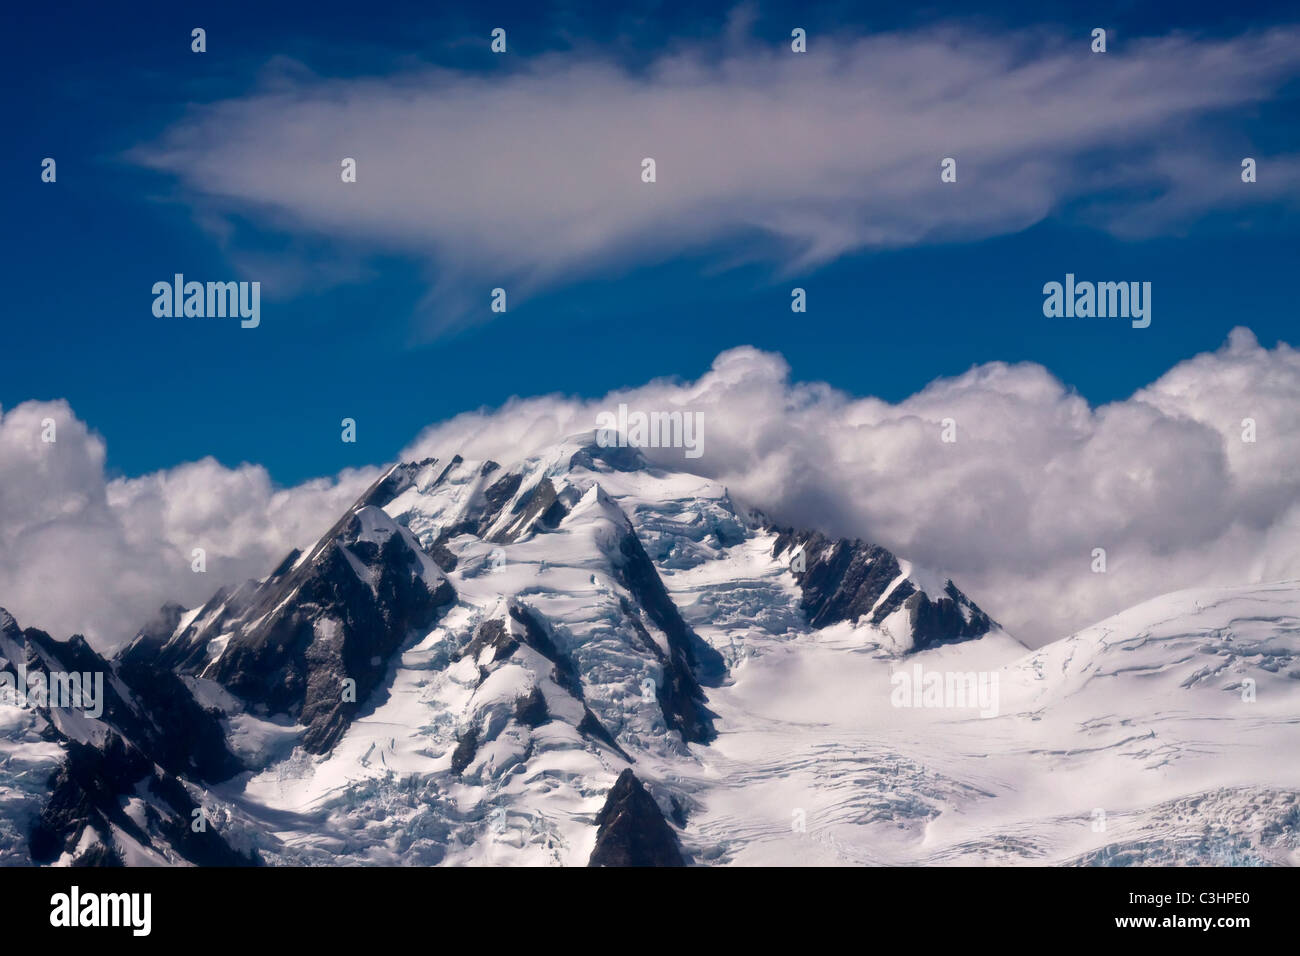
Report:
130,26,1300,335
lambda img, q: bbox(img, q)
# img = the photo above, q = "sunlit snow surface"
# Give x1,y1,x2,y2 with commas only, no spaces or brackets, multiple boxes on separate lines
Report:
683,582,1300,865
5,440,1297,865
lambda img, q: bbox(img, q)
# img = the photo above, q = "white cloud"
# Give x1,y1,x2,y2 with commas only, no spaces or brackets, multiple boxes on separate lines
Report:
130,24,1300,335
0,402,377,650
3,330,1297,652
401,328,1300,646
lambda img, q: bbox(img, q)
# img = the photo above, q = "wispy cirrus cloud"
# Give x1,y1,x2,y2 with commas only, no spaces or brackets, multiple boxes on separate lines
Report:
130,23,1300,336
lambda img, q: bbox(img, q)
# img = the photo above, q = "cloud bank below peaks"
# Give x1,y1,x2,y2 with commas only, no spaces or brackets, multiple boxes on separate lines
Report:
2,329,1296,650
402,328,1300,646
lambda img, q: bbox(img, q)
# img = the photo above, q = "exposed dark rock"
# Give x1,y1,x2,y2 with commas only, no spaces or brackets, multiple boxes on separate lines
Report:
143,771,256,866
265,551,301,584
568,442,647,473
354,458,440,511
772,530,904,628
16,626,239,785
459,619,519,667
117,602,186,667
508,605,584,700
588,769,685,867
0,609,256,867
30,733,256,868
907,582,996,649
577,707,632,763
514,687,549,728
450,727,479,775
613,528,721,742
507,605,630,760
772,528,995,650
29,734,149,864
354,456,527,566
136,580,261,675
20,629,143,736
483,471,523,516
71,843,124,867
490,478,574,543
669,795,687,828
116,656,243,783
209,506,455,754
427,533,459,571
426,469,564,545
0,607,22,646
536,492,574,533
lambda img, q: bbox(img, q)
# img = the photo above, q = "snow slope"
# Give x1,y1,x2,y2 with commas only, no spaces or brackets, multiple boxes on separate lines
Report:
3,435,1296,866
684,581,1300,865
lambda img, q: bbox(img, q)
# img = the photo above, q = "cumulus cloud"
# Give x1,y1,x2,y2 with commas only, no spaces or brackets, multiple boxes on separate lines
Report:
3,330,1298,651
400,328,1300,646
0,402,377,650
130,24,1300,334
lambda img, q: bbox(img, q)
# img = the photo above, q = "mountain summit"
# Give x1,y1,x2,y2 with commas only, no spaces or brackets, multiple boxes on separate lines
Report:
24,439,1298,866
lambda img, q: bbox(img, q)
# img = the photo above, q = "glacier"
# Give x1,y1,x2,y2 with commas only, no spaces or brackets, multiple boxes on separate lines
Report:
1,434,1297,866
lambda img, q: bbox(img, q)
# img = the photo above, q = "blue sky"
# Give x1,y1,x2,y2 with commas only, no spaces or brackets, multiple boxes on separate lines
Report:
6,0,1300,486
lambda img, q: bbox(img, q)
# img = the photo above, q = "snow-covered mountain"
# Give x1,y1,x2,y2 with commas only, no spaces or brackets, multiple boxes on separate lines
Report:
2,435,1297,866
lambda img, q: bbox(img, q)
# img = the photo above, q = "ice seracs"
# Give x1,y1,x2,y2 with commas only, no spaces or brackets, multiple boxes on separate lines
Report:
5,436,1295,866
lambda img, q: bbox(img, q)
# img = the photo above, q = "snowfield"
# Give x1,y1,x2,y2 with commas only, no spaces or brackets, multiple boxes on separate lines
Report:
2,438,1297,866
681,582,1300,865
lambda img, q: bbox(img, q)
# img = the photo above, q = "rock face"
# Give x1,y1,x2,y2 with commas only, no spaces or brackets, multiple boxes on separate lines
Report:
611,523,722,742
772,528,996,650
363,452,724,754
446,603,631,778
589,769,685,867
0,609,253,867
10,434,1300,870
201,506,455,754
3,434,1017,867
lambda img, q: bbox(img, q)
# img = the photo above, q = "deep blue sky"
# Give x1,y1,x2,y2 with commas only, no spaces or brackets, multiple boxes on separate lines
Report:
4,1,1299,486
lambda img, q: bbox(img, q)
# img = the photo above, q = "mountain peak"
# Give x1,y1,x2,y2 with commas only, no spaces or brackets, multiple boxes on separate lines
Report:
5,434,1024,866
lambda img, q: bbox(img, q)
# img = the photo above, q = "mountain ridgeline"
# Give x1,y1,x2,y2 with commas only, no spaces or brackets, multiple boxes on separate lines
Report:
2,436,1003,866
